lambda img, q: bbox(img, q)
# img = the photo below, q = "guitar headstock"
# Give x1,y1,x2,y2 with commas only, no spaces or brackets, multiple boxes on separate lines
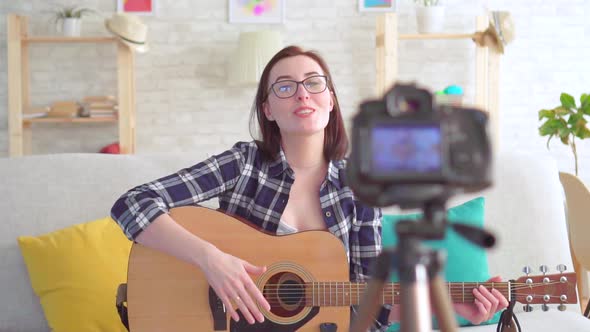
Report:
514,265,577,311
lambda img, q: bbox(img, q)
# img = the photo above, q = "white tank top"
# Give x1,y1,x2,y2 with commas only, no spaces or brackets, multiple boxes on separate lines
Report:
276,219,298,235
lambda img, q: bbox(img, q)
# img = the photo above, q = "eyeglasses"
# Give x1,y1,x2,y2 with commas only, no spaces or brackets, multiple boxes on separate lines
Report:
268,75,328,99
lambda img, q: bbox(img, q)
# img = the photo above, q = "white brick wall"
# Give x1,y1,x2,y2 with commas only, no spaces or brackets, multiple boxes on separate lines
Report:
1,0,589,185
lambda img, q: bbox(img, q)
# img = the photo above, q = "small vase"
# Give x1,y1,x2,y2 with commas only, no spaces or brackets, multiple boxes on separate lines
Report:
416,5,445,34
61,18,81,37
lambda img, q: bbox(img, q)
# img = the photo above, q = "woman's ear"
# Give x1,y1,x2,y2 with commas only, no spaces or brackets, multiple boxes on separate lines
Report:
263,102,275,121
329,91,334,112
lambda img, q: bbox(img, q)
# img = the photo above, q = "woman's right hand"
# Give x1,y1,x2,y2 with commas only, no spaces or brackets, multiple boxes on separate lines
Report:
201,245,271,324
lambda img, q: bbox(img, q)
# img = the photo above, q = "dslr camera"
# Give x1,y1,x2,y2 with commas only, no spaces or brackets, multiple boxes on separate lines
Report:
346,83,492,209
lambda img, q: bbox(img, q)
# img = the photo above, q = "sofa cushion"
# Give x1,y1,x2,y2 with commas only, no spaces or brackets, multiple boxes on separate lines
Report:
383,198,490,281
17,217,131,332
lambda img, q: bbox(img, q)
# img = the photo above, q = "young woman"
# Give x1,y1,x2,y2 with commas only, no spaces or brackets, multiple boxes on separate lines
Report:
111,45,507,331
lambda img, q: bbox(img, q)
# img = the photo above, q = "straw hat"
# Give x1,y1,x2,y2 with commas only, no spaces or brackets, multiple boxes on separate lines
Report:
105,13,149,53
473,11,515,54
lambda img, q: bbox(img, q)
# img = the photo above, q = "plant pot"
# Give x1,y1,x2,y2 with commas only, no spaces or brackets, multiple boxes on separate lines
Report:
416,5,445,34
61,18,81,37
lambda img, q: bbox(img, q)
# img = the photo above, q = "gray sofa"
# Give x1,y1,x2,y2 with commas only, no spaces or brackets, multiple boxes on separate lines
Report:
1,150,590,331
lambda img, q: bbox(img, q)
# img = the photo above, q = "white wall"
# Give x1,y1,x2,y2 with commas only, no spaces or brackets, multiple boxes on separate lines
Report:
1,0,589,185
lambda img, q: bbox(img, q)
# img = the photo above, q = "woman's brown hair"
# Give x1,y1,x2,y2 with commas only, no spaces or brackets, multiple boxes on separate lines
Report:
250,45,349,162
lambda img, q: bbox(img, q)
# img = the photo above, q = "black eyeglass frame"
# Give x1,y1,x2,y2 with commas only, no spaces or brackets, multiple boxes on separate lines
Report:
267,75,329,100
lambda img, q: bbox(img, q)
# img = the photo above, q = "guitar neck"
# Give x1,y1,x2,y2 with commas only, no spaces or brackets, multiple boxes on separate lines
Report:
304,281,510,306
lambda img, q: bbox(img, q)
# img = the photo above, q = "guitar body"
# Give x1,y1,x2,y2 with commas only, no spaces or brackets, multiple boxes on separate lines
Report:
127,206,352,332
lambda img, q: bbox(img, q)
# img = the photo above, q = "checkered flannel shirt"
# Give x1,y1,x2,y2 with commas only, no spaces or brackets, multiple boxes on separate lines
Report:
111,141,392,331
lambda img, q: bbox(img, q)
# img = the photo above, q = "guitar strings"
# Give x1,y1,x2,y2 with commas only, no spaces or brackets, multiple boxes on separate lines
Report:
259,294,570,306
260,280,564,292
259,291,569,306
255,280,569,305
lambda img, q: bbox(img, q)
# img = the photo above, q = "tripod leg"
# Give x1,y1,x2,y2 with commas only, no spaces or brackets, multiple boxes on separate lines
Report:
399,264,433,332
350,250,393,332
350,278,387,332
430,275,458,332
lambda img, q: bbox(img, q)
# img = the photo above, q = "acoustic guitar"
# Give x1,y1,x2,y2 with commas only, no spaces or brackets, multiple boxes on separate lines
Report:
125,206,577,332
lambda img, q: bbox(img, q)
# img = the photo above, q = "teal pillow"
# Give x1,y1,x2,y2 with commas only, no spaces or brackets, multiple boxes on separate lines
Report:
382,197,501,331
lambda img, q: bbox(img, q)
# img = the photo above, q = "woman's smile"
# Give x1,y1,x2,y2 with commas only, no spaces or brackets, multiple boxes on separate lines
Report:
293,106,315,117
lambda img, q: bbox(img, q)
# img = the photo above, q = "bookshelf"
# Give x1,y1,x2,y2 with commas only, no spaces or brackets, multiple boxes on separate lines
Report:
375,13,502,150
7,14,136,157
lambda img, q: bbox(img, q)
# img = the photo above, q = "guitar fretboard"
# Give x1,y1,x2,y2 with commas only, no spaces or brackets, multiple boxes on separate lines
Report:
301,282,510,306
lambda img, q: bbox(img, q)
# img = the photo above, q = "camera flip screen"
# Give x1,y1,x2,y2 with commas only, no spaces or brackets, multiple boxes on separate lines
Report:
370,125,442,176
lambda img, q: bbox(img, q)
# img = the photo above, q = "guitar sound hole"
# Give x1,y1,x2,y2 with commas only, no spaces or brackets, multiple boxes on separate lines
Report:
279,280,303,305
263,272,306,318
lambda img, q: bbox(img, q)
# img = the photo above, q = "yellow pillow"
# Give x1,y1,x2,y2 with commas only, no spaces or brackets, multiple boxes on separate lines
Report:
17,217,131,332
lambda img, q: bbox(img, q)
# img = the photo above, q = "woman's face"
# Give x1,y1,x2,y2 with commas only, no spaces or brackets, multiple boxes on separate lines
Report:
263,55,334,138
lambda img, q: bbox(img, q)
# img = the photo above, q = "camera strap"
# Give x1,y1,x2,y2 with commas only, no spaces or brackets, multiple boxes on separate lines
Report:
496,288,522,332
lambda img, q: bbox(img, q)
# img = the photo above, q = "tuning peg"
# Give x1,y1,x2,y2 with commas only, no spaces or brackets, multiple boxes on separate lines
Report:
558,304,567,311
542,304,550,311
523,266,532,275
539,265,549,274
557,264,567,273
523,304,533,312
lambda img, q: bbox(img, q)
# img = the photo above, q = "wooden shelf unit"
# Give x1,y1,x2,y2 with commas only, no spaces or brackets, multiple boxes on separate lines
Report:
397,33,477,40
7,14,136,157
23,116,118,124
25,36,117,43
375,13,501,149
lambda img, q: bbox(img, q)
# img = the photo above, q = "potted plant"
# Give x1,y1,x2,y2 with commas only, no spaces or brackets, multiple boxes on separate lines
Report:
538,92,590,176
414,0,445,34
49,6,96,37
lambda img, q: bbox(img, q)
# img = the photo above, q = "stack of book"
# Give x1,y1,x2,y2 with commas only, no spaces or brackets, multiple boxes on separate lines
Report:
23,106,49,119
48,101,81,118
82,95,118,118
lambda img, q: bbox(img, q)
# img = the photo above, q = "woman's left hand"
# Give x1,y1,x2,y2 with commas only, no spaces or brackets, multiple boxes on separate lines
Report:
453,276,509,325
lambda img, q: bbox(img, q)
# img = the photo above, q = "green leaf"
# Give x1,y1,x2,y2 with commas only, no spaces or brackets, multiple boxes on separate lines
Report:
579,126,590,139
51,6,96,20
538,107,569,120
554,106,571,116
568,113,583,125
560,135,569,145
560,93,576,110
538,109,555,120
558,127,570,139
539,118,566,136
573,118,589,137
582,93,590,114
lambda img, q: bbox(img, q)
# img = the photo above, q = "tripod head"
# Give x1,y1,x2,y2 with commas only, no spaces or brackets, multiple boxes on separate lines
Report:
395,199,496,249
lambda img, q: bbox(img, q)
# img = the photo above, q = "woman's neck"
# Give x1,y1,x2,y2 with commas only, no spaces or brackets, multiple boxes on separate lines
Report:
281,133,327,170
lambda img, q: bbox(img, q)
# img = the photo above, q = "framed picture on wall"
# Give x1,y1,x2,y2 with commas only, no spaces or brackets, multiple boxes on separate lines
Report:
117,0,157,16
359,0,396,12
228,0,285,24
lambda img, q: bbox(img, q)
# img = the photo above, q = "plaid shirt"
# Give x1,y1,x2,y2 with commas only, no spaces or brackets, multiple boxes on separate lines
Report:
111,141,392,331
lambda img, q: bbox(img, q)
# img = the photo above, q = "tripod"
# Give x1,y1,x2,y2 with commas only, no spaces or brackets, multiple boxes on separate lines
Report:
350,200,496,332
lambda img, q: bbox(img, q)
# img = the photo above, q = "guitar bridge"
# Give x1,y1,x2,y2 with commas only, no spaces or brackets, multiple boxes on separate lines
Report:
209,287,227,331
